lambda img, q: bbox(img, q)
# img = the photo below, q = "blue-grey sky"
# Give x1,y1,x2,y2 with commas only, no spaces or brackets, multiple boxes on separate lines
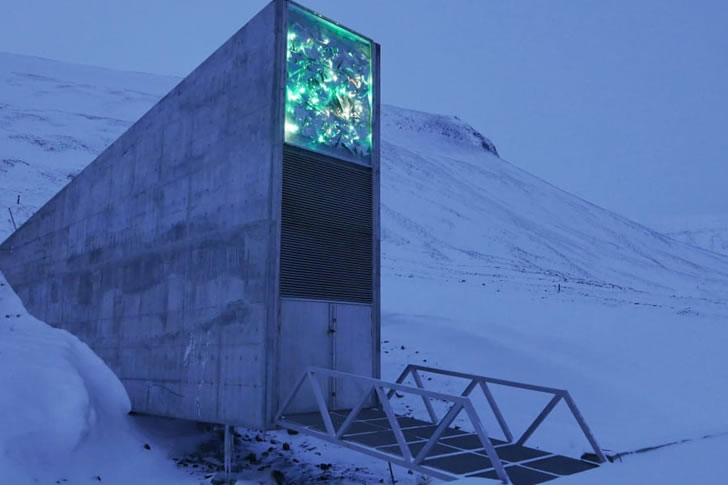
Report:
2,0,726,222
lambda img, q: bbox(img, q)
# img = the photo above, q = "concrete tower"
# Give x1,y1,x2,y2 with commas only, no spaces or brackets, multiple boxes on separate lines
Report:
0,0,381,429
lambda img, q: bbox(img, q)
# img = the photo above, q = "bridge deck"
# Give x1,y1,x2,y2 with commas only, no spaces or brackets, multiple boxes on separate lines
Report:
279,407,599,484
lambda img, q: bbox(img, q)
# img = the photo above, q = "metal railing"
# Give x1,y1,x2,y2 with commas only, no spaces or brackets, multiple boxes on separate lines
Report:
390,364,607,464
276,366,511,483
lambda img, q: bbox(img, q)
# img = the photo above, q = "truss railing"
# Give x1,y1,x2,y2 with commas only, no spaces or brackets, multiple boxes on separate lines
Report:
389,364,607,464
275,367,511,483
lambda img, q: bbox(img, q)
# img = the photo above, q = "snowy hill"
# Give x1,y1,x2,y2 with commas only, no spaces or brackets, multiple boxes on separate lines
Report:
0,52,178,234
648,214,728,257
381,107,728,302
2,51,728,482
4,51,728,301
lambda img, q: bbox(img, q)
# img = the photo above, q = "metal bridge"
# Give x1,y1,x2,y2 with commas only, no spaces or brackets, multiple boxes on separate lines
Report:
276,365,606,484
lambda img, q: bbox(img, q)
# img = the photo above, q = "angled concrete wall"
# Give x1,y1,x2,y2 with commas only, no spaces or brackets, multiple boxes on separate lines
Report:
0,0,284,428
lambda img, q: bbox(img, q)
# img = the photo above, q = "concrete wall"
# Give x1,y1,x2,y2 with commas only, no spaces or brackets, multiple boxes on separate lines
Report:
0,0,284,428
372,42,382,383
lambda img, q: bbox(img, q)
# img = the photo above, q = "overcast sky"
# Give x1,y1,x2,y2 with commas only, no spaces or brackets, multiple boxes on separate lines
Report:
2,0,726,223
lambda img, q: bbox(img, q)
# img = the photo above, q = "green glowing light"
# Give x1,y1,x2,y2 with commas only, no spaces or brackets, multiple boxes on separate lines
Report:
285,3,373,163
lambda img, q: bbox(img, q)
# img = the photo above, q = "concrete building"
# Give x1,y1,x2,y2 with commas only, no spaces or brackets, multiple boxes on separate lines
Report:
0,0,381,429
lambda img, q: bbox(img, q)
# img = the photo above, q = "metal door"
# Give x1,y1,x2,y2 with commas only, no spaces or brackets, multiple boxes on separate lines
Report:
277,299,373,413
277,299,330,414
332,302,374,410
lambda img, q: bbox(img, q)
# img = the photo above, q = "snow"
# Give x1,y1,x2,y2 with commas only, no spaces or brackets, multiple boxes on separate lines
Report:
377,103,728,456
0,271,195,484
555,434,728,485
1,51,728,484
381,106,728,301
648,214,728,257
381,283,728,454
0,51,178,239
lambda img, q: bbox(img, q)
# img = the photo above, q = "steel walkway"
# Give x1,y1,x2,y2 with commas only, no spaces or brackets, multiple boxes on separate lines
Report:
275,365,606,484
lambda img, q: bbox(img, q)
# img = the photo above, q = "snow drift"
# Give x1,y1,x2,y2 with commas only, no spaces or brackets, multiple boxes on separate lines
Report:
0,271,193,484
0,271,129,479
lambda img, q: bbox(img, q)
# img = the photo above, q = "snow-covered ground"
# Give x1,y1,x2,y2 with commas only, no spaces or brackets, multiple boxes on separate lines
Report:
556,433,728,485
2,51,728,483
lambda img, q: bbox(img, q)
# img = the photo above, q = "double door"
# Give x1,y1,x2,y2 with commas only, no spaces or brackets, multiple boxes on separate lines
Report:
277,298,374,414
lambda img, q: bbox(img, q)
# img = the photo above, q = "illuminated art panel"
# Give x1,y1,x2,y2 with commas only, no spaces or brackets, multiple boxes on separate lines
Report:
285,3,373,164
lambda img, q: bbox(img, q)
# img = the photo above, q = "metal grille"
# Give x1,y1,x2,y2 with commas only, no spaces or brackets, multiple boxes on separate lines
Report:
280,147,373,303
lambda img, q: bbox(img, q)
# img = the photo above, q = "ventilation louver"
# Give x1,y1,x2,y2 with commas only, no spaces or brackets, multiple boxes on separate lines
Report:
280,147,373,303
